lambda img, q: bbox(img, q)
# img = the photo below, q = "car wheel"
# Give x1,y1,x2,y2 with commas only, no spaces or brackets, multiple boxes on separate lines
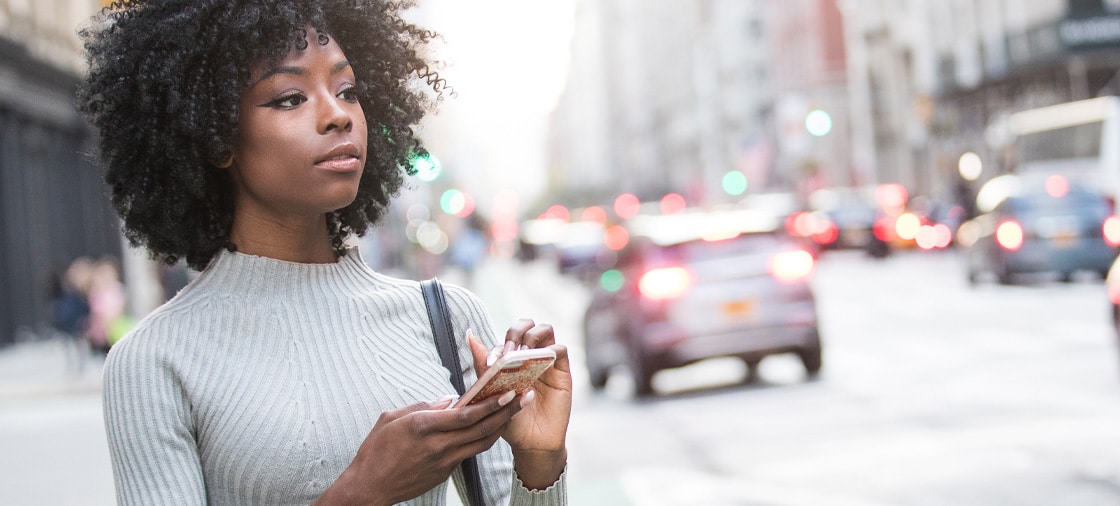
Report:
967,267,979,286
628,348,656,397
1112,303,1120,338
588,366,609,390
799,329,823,376
742,358,762,383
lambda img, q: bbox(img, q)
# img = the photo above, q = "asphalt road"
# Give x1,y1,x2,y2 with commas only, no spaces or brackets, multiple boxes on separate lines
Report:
3,247,1119,505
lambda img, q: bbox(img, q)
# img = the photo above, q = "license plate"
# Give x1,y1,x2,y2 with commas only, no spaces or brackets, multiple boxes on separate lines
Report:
843,228,868,245
1052,230,1076,248
721,299,755,318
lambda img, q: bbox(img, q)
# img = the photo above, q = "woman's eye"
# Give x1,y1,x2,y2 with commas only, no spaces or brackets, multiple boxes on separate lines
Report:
338,86,358,102
267,93,306,109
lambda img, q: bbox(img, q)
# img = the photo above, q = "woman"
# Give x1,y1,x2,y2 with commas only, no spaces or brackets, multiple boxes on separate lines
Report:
76,1,571,504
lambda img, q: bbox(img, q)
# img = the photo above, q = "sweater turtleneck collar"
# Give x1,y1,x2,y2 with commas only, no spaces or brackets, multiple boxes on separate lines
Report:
193,246,379,298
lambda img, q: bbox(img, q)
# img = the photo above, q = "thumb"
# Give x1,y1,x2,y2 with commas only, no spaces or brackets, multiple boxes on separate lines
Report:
467,329,490,371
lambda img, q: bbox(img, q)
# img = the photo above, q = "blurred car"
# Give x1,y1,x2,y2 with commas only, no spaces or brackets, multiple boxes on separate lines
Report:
907,198,962,251
1106,256,1120,339
553,220,611,279
582,208,822,396
791,186,890,257
960,174,1120,285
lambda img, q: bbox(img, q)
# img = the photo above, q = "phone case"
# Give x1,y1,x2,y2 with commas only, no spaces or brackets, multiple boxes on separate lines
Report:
455,348,556,407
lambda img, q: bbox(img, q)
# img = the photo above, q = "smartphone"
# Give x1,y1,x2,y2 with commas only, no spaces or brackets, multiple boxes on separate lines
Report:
452,347,557,408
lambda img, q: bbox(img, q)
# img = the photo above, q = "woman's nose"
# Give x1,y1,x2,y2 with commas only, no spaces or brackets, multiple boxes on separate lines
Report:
319,94,353,134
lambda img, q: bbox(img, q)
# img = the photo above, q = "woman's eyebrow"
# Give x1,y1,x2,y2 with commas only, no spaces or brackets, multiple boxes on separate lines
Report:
331,60,351,74
254,65,305,85
252,60,351,86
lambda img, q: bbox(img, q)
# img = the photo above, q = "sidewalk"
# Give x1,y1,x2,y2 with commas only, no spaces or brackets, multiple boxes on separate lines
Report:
0,336,104,402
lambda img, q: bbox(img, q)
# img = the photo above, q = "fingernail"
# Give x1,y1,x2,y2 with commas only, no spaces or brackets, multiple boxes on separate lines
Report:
437,395,458,408
498,390,516,406
504,341,516,354
486,351,499,367
519,390,536,408
518,344,528,351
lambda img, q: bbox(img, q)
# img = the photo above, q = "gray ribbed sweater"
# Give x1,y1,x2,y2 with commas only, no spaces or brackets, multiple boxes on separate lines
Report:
102,248,567,505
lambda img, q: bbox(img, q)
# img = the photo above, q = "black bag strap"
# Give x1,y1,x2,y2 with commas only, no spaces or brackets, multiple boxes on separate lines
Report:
420,278,486,506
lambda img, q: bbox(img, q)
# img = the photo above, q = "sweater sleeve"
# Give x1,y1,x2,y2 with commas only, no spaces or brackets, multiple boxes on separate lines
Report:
103,328,207,505
444,284,568,505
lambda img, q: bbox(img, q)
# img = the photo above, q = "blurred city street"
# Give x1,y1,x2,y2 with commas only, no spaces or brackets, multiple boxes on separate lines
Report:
4,247,1120,505
6,1,1120,504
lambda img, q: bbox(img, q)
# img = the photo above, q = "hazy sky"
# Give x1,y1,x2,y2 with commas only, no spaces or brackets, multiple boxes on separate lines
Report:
412,0,576,216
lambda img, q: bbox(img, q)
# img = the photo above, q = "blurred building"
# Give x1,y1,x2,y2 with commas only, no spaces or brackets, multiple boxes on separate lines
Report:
841,0,1120,202
0,0,121,345
549,0,852,210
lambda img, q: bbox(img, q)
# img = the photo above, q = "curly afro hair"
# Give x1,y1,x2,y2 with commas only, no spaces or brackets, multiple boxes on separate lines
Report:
77,0,445,270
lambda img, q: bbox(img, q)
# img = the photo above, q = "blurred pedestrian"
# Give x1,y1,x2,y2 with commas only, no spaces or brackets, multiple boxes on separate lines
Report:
48,257,94,370
85,257,127,354
450,215,489,289
77,2,571,505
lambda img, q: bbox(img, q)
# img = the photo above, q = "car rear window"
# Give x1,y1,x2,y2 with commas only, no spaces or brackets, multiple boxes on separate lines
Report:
1008,191,1110,216
650,232,781,263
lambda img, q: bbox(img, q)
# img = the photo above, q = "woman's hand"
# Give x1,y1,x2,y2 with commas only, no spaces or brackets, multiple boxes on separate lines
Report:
314,392,522,506
469,319,572,489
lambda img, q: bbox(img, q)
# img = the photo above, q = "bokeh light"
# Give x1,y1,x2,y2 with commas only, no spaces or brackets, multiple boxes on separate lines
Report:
660,193,687,214
721,171,748,196
581,206,608,224
614,193,641,220
599,269,625,292
958,152,983,181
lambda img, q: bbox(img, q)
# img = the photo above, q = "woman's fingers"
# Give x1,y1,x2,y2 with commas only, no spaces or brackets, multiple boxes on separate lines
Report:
521,323,555,349
502,319,557,351
503,318,536,352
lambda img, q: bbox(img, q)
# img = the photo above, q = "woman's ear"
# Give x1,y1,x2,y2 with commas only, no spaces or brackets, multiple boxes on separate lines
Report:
212,152,234,169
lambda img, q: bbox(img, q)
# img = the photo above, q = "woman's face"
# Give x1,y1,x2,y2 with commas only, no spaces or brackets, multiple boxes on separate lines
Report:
229,28,367,223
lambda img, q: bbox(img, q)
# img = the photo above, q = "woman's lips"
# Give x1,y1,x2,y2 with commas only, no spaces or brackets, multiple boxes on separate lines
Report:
315,155,361,172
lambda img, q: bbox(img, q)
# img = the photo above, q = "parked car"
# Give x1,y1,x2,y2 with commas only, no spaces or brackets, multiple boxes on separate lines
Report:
960,173,1120,285
582,208,822,396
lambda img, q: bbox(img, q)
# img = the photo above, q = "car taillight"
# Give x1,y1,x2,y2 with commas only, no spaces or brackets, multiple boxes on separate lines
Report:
769,250,814,283
1104,216,1120,247
996,220,1024,251
873,216,893,241
638,267,693,300
811,219,839,246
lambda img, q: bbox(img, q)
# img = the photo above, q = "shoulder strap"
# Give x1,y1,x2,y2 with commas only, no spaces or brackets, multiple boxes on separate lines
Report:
421,278,466,394
420,278,486,506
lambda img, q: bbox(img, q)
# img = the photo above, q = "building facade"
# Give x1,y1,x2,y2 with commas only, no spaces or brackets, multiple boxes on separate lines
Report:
0,0,122,344
842,0,1120,205
549,0,852,210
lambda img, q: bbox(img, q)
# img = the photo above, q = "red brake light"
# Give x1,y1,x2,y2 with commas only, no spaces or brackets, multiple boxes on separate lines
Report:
1104,216,1120,247
769,250,815,283
996,220,1024,251
639,267,693,300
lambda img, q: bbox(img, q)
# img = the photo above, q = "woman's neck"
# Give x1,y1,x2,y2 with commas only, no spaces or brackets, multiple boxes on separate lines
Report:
228,211,339,264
